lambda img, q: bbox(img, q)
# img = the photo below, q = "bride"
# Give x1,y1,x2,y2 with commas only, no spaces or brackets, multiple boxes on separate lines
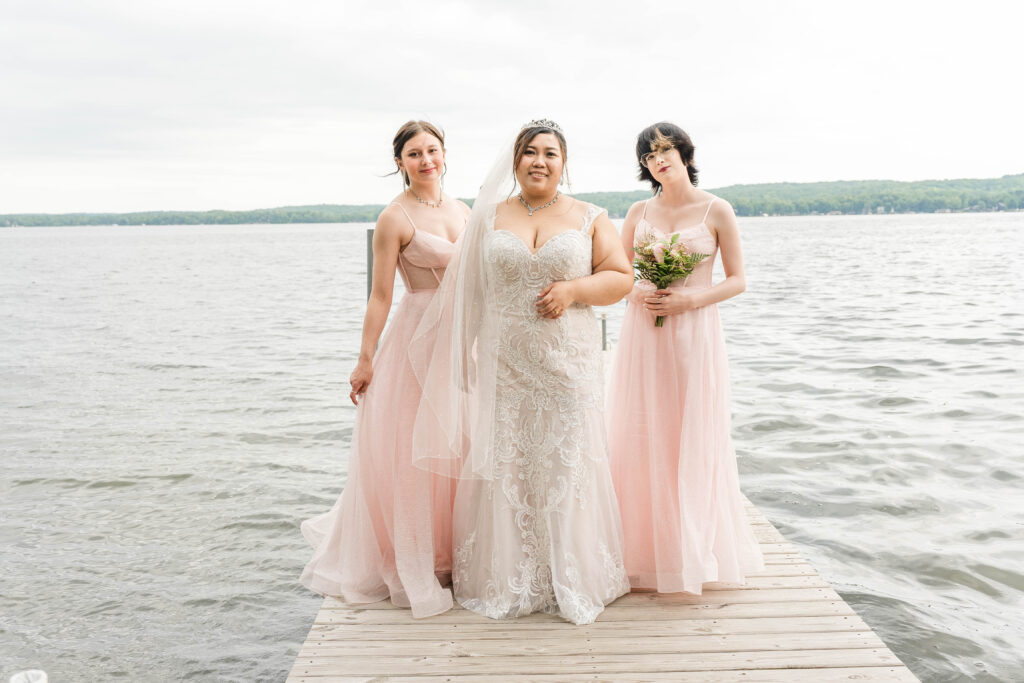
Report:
411,120,633,625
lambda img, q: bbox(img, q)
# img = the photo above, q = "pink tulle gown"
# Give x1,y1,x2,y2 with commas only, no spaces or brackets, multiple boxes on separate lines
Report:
607,197,764,594
300,204,457,618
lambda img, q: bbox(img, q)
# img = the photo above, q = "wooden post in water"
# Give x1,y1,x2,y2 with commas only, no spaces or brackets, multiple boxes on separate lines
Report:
366,228,374,301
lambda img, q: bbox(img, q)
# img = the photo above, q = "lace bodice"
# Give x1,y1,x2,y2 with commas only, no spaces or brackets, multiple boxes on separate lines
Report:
486,210,598,311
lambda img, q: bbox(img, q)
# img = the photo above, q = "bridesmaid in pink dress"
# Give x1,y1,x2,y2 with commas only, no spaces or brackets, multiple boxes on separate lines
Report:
300,121,470,617
607,122,764,594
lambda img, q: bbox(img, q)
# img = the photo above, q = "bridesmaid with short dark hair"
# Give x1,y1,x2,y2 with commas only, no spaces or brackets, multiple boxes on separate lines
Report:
606,122,764,593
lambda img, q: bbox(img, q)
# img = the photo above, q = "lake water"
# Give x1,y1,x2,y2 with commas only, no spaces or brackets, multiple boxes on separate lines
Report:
1,214,1021,681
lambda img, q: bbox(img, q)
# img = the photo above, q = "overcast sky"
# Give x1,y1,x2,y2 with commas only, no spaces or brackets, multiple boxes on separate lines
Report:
2,0,1021,213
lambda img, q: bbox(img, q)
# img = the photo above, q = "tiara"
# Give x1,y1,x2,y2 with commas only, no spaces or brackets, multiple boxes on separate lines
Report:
522,118,563,133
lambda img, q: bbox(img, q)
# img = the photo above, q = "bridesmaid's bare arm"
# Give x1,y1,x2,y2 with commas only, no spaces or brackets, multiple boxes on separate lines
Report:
688,200,746,307
349,207,413,403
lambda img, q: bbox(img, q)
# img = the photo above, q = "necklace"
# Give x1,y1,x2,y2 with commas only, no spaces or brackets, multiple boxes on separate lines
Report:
518,192,560,216
409,188,443,208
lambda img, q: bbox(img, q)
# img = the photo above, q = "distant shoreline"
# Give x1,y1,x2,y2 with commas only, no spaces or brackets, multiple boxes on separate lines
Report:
3,174,1022,227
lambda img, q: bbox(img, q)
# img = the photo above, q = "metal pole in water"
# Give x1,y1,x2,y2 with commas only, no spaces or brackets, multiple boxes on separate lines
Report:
366,228,374,301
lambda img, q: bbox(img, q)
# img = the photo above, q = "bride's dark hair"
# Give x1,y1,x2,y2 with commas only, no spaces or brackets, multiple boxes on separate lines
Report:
512,121,570,190
389,120,446,186
636,122,698,192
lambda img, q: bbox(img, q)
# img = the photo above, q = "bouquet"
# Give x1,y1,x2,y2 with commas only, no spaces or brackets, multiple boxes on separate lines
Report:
632,233,708,327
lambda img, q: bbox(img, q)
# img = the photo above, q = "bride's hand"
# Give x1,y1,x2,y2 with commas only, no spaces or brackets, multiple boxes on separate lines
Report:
536,281,576,319
349,359,373,405
644,289,698,316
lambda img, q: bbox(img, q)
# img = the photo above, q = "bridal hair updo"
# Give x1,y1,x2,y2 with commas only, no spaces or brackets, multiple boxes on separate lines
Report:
513,119,570,188
391,120,446,186
636,122,699,192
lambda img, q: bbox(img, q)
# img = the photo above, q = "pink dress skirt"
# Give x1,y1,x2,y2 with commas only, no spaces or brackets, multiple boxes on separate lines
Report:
607,200,764,594
300,218,458,618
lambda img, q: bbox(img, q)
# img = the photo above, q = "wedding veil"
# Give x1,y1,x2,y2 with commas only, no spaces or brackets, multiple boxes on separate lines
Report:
408,132,518,481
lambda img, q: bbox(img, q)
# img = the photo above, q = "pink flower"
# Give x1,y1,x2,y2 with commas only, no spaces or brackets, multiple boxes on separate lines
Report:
652,243,666,263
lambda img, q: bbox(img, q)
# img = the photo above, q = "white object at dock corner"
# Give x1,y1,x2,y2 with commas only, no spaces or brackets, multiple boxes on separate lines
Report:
9,671,47,683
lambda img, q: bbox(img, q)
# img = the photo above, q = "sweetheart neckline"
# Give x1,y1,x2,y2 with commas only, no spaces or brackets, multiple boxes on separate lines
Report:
491,228,588,256
412,227,458,246
400,227,458,255
637,217,712,239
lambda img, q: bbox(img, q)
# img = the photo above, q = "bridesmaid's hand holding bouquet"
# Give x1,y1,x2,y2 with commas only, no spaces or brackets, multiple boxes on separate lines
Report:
633,233,708,327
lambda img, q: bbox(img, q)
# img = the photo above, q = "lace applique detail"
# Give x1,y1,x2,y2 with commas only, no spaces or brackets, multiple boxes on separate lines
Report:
554,551,602,625
453,531,476,585
599,541,630,602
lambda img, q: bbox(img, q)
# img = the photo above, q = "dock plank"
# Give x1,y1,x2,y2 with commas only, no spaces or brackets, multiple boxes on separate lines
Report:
298,631,887,657
313,600,860,625
288,668,918,682
303,615,872,640
291,648,904,676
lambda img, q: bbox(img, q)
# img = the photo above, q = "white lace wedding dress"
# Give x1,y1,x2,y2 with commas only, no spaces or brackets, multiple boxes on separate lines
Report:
451,203,630,625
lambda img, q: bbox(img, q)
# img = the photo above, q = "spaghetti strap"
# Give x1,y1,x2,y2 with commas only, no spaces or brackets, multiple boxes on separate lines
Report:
642,199,650,219
389,201,417,230
388,202,416,283
701,198,716,224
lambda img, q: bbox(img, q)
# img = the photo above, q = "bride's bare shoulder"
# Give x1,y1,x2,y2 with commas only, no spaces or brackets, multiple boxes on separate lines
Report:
494,197,516,221
565,196,593,218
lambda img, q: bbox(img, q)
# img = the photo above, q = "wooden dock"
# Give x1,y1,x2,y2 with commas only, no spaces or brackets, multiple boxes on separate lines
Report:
288,499,918,682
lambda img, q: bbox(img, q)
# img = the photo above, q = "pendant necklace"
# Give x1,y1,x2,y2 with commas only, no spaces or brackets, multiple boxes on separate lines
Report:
409,188,443,208
518,192,560,216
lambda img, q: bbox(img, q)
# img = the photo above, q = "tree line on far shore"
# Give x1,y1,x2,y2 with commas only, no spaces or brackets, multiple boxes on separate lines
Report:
3,174,1022,227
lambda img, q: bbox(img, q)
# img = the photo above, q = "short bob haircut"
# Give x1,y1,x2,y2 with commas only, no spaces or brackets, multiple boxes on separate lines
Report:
636,122,698,192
